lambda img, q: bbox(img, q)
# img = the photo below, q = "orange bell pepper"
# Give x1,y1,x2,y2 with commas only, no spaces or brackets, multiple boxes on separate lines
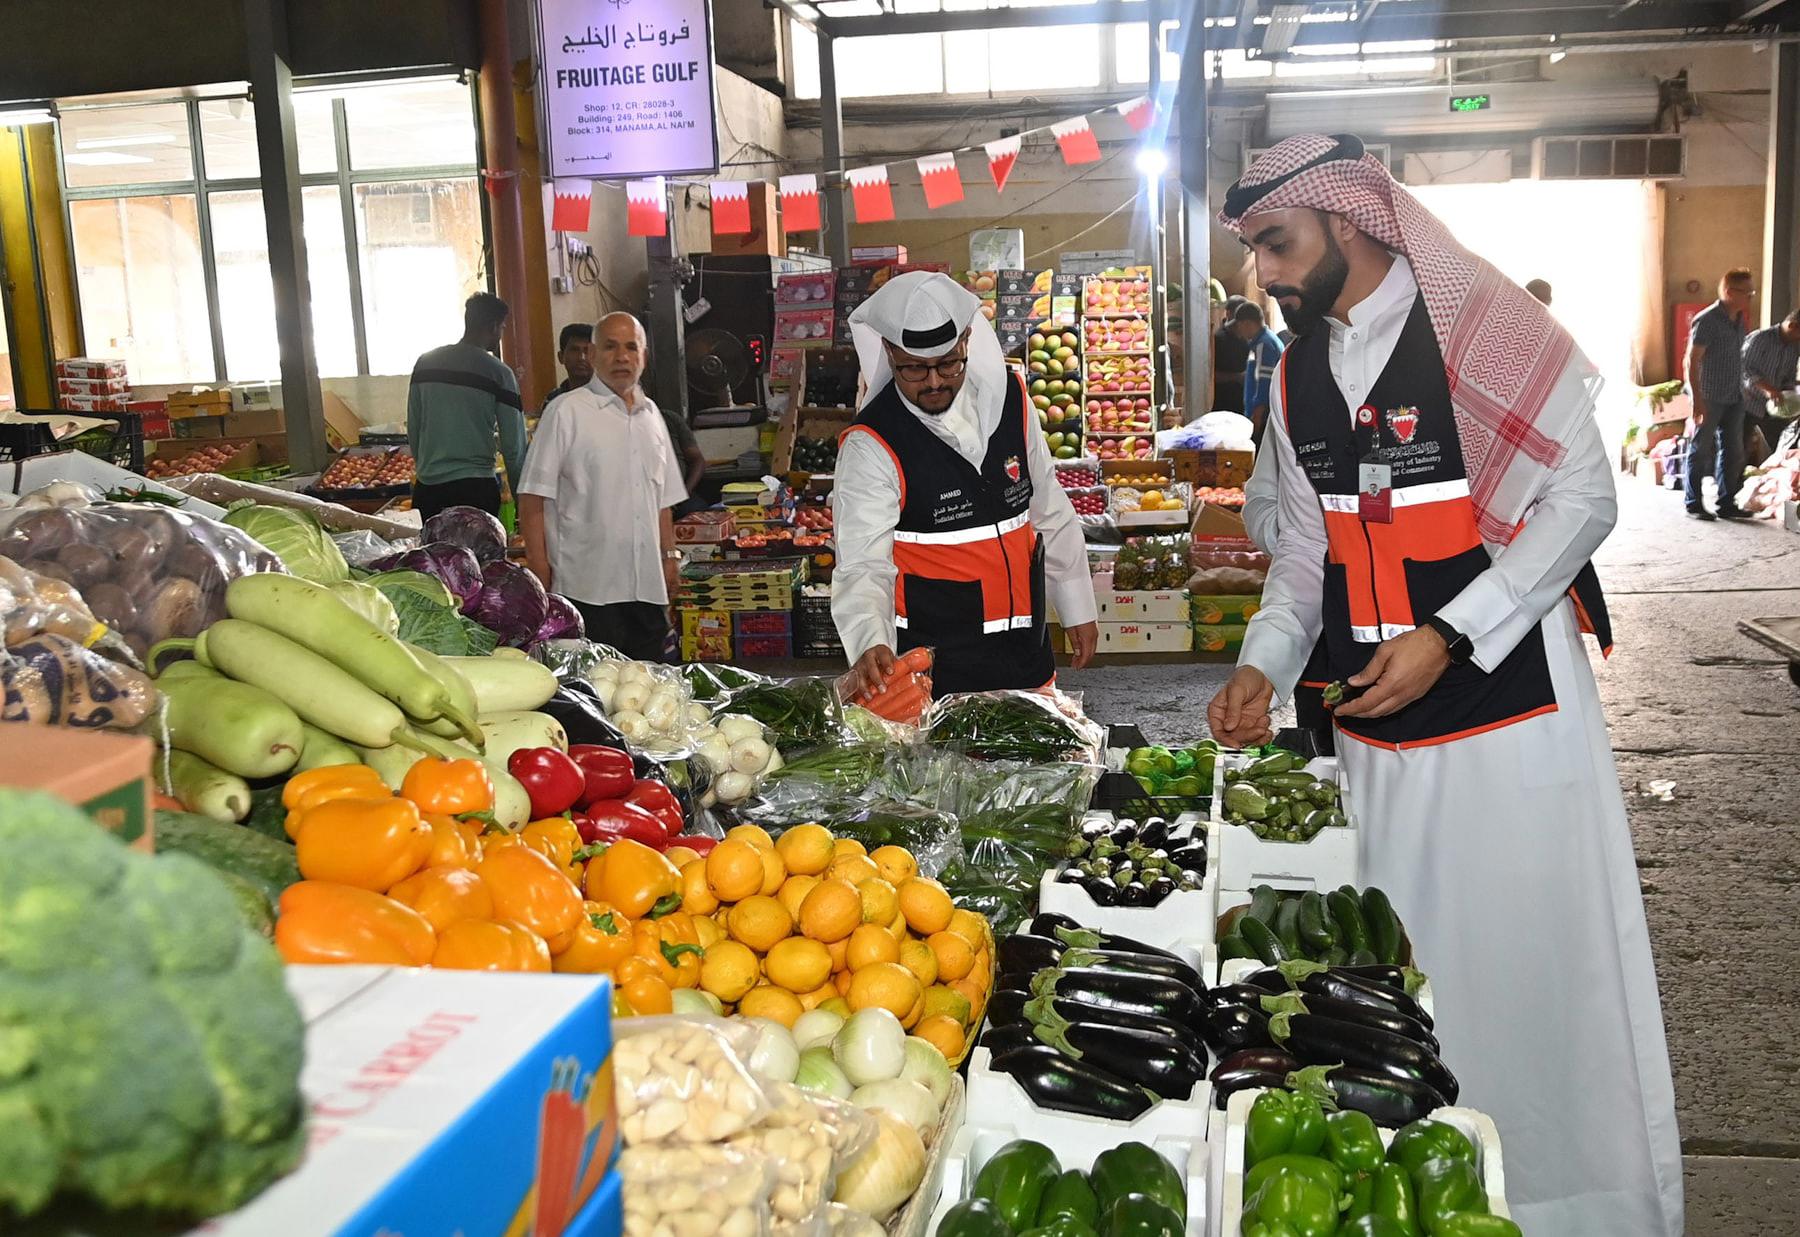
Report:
522,817,585,882
282,764,390,840
421,813,476,870
614,955,674,1015
401,757,495,817
431,918,552,972
275,880,435,966
388,865,494,933
582,838,681,920
294,796,432,892
632,912,702,988
551,901,634,973
477,844,583,939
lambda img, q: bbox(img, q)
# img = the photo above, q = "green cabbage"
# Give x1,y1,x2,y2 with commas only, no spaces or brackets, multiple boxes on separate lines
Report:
327,580,399,634
221,503,349,584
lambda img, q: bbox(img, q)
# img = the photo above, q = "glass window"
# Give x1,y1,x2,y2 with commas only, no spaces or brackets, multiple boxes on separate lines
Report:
0,297,15,411
60,103,193,188
837,34,945,97
943,31,989,94
989,25,1101,92
210,188,359,381
1115,21,1181,84
293,94,341,175
69,195,212,383
343,80,478,171
355,178,484,374
197,95,340,180
792,24,821,99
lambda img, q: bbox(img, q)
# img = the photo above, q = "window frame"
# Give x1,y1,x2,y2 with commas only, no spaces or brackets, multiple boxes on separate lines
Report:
58,83,486,383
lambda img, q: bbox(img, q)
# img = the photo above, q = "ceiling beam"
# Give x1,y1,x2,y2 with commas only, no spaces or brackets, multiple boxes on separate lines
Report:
1737,0,1795,19
765,0,819,37
820,1,1148,38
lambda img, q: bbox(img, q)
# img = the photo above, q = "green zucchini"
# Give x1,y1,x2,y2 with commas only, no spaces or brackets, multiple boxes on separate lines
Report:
153,808,301,903
1328,888,1371,955
1239,915,1289,965
1360,886,1404,965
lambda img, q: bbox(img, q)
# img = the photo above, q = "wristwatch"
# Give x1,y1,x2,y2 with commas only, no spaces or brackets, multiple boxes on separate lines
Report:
1423,615,1474,664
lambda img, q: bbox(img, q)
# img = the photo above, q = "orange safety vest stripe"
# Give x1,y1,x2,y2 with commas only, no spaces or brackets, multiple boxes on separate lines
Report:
893,519,1038,623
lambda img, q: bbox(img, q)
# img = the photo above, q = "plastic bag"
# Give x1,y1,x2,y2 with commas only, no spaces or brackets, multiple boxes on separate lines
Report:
724,675,852,756
613,1015,773,1146
683,661,772,703
621,1144,775,1237
0,554,106,648
820,800,962,878
729,1083,876,1223
921,689,1105,764
2,631,158,728
0,502,281,662
332,528,406,569
532,637,623,681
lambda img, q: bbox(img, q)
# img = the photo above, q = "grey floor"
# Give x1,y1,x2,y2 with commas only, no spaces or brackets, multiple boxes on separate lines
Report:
1060,476,1800,1236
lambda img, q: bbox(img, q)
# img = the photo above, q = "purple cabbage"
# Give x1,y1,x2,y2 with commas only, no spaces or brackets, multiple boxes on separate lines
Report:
470,559,550,648
423,505,508,565
537,593,585,644
370,542,485,610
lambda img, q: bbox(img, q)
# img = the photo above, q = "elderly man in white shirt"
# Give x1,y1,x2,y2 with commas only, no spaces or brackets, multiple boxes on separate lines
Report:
519,312,688,660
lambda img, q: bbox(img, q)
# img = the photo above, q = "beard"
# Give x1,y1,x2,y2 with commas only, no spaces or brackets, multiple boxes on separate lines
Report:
1267,228,1349,336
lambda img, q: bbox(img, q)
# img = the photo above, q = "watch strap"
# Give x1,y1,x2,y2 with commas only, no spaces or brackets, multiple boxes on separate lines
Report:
1424,615,1473,664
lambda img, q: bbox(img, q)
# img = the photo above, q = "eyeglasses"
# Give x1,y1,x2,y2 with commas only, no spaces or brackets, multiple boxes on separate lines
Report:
893,356,967,382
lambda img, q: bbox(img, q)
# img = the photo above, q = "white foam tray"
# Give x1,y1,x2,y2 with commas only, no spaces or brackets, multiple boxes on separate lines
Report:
1213,755,1360,893
1039,814,1220,950
1212,1088,1509,1237
929,1121,1209,1237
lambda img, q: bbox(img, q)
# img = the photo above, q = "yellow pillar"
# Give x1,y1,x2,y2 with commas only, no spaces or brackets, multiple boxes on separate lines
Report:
0,124,79,407
513,56,555,410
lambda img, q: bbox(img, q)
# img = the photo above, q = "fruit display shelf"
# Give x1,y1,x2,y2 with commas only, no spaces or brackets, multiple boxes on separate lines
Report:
1082,274,1155,319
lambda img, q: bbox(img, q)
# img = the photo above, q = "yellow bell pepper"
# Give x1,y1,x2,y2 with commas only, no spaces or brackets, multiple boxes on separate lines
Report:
551,901,635,974
400,757,495,817
582,838,681,920
281,764,390,840
293,796,432,892
633,912,702,988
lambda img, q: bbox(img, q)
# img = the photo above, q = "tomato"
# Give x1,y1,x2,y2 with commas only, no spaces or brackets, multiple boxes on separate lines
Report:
625,781,684,839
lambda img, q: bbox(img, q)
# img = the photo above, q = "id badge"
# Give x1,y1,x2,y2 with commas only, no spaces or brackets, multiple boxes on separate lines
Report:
1358,461,1393,523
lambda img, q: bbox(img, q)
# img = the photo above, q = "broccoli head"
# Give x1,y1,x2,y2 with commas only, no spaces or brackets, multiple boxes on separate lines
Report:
0,789,306,1220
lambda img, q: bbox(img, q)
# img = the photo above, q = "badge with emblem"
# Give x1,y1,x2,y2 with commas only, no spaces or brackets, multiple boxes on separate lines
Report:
1388,406,1420,444
1004,455,1022,482
1356,404,1376,427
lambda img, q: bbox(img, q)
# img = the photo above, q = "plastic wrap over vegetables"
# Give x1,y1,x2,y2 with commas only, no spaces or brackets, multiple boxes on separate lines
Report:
369,542,483,610
469,559,550,648
423,504,508,565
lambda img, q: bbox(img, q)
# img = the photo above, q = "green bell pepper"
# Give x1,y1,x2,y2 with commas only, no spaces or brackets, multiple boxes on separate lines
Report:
1372,1163,1421,1237
1344,1172,1376,1223
939,1197,1014,1237
1431,1215,1522,1237
1414,1156,1489,1231
1244,1154,1344,1201
1323,1109,1387,1176
1091,1143,1185,1217
1387,1120,1476,1176
1241,1169,1339,1237
1289,1092,1328,1157
974,1139,1062,1231
1021,1218,1101,1237
1339,1218,1413,1237
1245,1091,1298,1168
1038,1170,1101,1228
1241,1223,1301,1237
1097,1192,1184,1237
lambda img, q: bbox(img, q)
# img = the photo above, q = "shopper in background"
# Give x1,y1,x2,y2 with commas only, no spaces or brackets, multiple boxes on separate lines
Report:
518,312,688,661
543,322,597,410
1210,133,1681,1236
1525,278,1553,306
1211,294,1251,414
1683,267,1757,520
834,271,1098,698
1232,301,1286,440
406,292,526,521
1742,308,1800,461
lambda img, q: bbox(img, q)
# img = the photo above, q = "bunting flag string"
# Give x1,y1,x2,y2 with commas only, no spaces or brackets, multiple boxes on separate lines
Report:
550,179,593,233
848,164,896,223
710,180,752,236
779,173,821,232
1118,96,1155,133
917,151,965,209
984,134,1022,196
1051,115,1102,166
625,178,668,237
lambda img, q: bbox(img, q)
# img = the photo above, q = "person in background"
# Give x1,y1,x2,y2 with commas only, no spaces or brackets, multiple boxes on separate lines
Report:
1742,308,1800,461
407,292,526,521
518,312,688,661
1233,301,1285,440
543,322,596,410
1684,267,1757,520
661,397,709,514
1212,294,1251,414
1525,278,1553,307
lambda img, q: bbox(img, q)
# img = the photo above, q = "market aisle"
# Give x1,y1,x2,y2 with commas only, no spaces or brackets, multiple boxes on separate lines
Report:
1063,478,1800,1237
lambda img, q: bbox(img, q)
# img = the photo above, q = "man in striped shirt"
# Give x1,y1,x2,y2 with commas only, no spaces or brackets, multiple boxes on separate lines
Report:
1682,268,1757,520
1742,309,1800,458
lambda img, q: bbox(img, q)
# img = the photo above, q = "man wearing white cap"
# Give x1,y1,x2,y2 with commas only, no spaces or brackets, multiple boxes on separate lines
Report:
833,271,1098,697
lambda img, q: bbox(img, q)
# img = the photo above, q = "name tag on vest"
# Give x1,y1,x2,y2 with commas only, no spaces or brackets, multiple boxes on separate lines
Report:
1358,460,1393,523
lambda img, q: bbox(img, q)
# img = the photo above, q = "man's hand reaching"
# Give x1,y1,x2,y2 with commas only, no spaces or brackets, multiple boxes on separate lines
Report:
847,644,898,699
1332,625,1452,720
1208,666,1276,747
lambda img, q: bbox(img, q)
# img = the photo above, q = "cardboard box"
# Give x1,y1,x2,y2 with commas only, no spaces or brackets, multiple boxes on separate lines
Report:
1094,588,1191,623
775,271,835,306
674,510,738,543
1191,594,1261,625
1193,623,1246,655
680,631,731,661
774,306,835,344
1191,503,1249,539
230,381,281,412
0,728,153,849
57,392,132,412
252,432,291,466
224,408,285,438
56,374,130,397
680,608,732,639
171,415,227,439
153,436,260,473
1096,620,1193,654
55,356,128,380
206,966,617,1237
852,244,908,265
1168,447,1254,488
167,387,234,417
323,391,365,449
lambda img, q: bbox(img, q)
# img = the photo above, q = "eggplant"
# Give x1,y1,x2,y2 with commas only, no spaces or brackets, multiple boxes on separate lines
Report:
1208,982,1275,1012
1079,817,1114,843
986,988,1031,1027
1209,1047,1303,1107
1295,1064,1448,1128
1029,913,1186,964
1137,817,1171,849
1167,843,1208,874
998,934,1067,976
1332,963,1414,992
980,1021,1038,1056
1273,1012,1459,1103
1080,875,1120,905
1203,1001,1273,1054
1146,875,1177,904
1024,994,1192,1046
1299,968,1435,1032
988,1044,1155,1121
1211,1070,1288,1108
1272,990,1438,1053
1031,1018,1207,1099
1031,966,1209,1032
1055,866,1085,886
1119,880,1158,908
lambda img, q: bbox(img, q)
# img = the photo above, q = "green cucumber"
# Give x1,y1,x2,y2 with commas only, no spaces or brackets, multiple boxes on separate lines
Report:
1328,888,1371,955
153,808,301,903
1273,896,1304,956
1217,933,1258,961
1360,886,1404,965
1239,915,1289,965
1248,884,1280,923
1296,891,1336,953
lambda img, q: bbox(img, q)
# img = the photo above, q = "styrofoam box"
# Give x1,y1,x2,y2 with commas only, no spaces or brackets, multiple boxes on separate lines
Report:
1039,815,1220,949
1213,754,1360,892
930,1121,1210,1237
1212,1088,1509,1237
1202,952,1436,1023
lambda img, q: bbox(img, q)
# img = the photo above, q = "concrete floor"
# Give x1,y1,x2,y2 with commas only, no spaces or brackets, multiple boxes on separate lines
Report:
1060,475,1800,1236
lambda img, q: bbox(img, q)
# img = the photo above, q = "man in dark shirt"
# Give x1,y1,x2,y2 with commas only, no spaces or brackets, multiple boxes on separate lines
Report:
1742,309,1800,460
1683,267,1757,520
1212,295,1252,414
407,293,525,521
1232,301,1285,440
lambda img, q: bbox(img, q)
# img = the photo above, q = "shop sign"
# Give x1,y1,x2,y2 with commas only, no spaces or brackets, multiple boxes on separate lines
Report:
536,0,720,180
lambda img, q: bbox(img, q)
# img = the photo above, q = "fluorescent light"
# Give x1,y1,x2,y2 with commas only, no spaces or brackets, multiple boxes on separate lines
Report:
63,151,154,166
1549,50,1567,63
1135,145,1170,177
0,108,54,127
293,71,463,96
76,133,175,150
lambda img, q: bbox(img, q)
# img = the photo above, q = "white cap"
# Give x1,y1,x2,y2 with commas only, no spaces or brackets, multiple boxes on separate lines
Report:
848,271,978,360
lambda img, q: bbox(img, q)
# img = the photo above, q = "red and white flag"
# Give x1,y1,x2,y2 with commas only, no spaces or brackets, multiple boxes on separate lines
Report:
848,164,895,223
917,151,964,210
1052,116,1102,165
779,174,821,232
550,179,592,233
625,178,667,237
1118,96,1155,133
985,135,1021,195
710,180,751,236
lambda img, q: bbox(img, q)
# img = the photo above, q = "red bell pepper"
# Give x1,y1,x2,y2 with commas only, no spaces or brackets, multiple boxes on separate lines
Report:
568,745,636,807
667,834,717,856
508,747,587,819
624,781,684,840
581,799,669,849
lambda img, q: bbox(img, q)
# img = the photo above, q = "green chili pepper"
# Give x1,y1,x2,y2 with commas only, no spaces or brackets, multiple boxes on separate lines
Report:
1387,1120,1478,1176
1372,1163,1421,1237
1324,1109,1387,1175
1245,1090,1297,1167
1414,1157,1489,1230
1241,1169,1339,1237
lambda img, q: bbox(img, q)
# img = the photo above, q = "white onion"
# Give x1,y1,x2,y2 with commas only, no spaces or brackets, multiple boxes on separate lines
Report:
612,709,650,740
850,1079,939,1136
762,747,784,776
796,1046,854,1099
729,736,771,774
717,714,764,744
792,1008,846,1052
899,1038,953,1110
587,660,620,683
612,681,651,713
643,693,681,733
619,662,653,686
683,702,712,727
697,733,734,772
591,680,618,711
715,771,754,803
833,1009,906,1086
833,1112,926,1220
743,1018,800,1084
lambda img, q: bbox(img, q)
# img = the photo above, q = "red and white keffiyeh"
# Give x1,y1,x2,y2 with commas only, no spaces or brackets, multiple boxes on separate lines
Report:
1221,133,1602,546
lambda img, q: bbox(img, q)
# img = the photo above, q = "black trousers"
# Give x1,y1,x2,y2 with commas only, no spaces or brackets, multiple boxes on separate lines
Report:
575,600,671,662
413,475,502,522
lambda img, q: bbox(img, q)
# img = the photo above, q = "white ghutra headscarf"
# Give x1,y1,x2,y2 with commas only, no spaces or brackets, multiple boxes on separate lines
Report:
847,271,1011,422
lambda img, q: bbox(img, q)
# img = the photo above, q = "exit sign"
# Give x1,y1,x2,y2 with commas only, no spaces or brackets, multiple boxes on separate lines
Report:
1449,93,1491,113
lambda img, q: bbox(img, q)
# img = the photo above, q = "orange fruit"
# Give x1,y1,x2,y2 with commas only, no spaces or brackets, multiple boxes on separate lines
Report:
759,845,786,896
664,845,703,869
847,961,922,1020
923,984,971,1025
886,908,909,940
857,877,898,926
800,981,838,1010
727,824,776,851
729,895,793,952
699,940,760,1003
915,1014,965,1060
798,878,862,943
928,931,975,982
870,844,917,884
826,936,850,972
776,824,835,876
692,915,723,949
949,976,986,1020
846,922,901,970
738,984,804,1028
947,909,989,950
832,838,867,861
834,968,854,996
681,861,719,915
899,939,939,986
706,839,765,902
902,991,925,1029
765,936,833,993
830,853,879,886
777,873,820,921
898,878,954,935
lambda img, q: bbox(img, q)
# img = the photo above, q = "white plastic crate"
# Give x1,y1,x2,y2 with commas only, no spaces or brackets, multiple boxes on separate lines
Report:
1213,1088,1510,1237
930,1121,1210,1237
1214,754,1360,892
1039,815,1219,949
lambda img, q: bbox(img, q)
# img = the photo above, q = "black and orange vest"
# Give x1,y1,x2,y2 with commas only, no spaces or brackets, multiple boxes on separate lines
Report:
1282,293,1608,749
841,374,1053,696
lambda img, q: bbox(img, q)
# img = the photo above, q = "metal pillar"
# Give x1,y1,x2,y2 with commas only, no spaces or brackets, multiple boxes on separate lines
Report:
1175,0,1210,416
819,32,850,266
244,0,327,474
477,0,539,403
646,184,689,419
1146,1,1171,421
1765,41,1800,326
